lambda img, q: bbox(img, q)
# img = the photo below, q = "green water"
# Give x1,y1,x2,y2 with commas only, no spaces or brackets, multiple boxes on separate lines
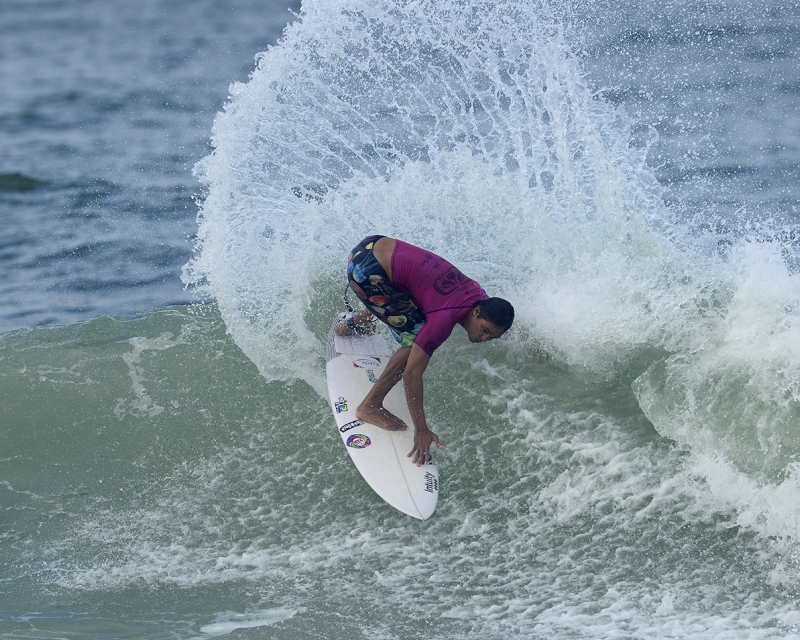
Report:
2,305,799,638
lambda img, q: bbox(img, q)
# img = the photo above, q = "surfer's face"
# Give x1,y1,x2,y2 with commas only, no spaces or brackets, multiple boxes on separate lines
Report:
464,310,506,343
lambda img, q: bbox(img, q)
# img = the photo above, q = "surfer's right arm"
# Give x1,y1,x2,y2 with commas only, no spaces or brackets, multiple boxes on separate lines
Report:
404,344,442,466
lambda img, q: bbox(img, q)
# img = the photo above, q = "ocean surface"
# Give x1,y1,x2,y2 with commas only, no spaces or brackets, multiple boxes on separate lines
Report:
2,0,800,637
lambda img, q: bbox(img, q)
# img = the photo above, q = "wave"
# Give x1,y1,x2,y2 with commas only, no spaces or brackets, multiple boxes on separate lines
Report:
184,0,800,541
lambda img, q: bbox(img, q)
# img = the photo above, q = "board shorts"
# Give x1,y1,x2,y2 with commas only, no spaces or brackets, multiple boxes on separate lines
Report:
347,235,427,348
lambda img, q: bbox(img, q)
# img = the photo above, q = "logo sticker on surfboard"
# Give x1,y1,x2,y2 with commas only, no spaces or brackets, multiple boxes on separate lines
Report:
339,419,363,433
424,471,439,493
352,357,381,369
346,434,371,449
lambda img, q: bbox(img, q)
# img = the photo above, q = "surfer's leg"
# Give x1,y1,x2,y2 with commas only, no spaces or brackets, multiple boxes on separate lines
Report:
345,237,425,431
346,240,426,341
356,346,411,431
339,239,389,336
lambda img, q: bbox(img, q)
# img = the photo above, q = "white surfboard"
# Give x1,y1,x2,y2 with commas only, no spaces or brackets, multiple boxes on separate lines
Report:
325,314,439,520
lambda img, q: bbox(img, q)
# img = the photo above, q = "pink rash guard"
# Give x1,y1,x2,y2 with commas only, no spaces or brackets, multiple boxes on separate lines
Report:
390,240,487,356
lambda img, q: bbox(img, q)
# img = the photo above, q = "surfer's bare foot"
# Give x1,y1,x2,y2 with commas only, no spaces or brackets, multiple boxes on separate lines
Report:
356,403,408,431
334,310,376,336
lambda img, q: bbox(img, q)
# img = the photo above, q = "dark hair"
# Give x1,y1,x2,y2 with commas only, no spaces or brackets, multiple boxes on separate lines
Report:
474,297,514,331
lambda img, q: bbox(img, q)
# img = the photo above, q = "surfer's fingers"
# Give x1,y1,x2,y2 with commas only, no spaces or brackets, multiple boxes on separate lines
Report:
409,444,427,465
424,431,443,449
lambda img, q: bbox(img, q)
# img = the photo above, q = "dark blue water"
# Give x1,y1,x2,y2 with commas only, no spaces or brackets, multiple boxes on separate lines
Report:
0,0,300,331
574,0,800,232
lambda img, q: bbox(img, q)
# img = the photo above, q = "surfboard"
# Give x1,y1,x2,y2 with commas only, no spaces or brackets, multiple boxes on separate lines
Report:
325,314,439,520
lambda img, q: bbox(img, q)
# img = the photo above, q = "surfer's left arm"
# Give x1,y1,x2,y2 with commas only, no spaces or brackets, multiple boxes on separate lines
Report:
403,344,442,466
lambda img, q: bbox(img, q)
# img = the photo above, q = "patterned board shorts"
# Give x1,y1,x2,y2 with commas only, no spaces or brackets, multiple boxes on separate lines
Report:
347,235,426,348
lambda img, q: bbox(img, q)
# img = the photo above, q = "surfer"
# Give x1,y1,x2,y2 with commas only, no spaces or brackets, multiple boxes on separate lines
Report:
339,235,514,466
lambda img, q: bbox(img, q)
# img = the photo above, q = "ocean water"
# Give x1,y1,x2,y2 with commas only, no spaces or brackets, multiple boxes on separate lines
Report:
2,0,800,638
0,0,301,330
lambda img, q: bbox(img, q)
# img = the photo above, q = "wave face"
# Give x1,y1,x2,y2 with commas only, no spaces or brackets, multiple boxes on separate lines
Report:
3,305,800,638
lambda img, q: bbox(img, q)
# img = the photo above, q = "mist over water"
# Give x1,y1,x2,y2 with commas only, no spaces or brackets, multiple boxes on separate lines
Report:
3,0,800,637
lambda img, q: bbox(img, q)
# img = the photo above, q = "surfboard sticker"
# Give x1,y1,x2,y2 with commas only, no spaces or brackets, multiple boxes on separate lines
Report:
346,434,371,449
352,356,381,369
325,314,439,520
339,419,363,433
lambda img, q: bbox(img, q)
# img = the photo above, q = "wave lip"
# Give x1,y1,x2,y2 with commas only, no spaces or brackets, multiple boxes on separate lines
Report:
198,608,302,637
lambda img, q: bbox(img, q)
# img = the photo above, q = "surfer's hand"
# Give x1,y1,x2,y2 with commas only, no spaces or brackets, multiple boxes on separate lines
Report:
409,428,442,466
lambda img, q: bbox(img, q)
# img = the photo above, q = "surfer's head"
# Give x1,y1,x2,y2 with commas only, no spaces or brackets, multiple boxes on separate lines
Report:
464,298,514,343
